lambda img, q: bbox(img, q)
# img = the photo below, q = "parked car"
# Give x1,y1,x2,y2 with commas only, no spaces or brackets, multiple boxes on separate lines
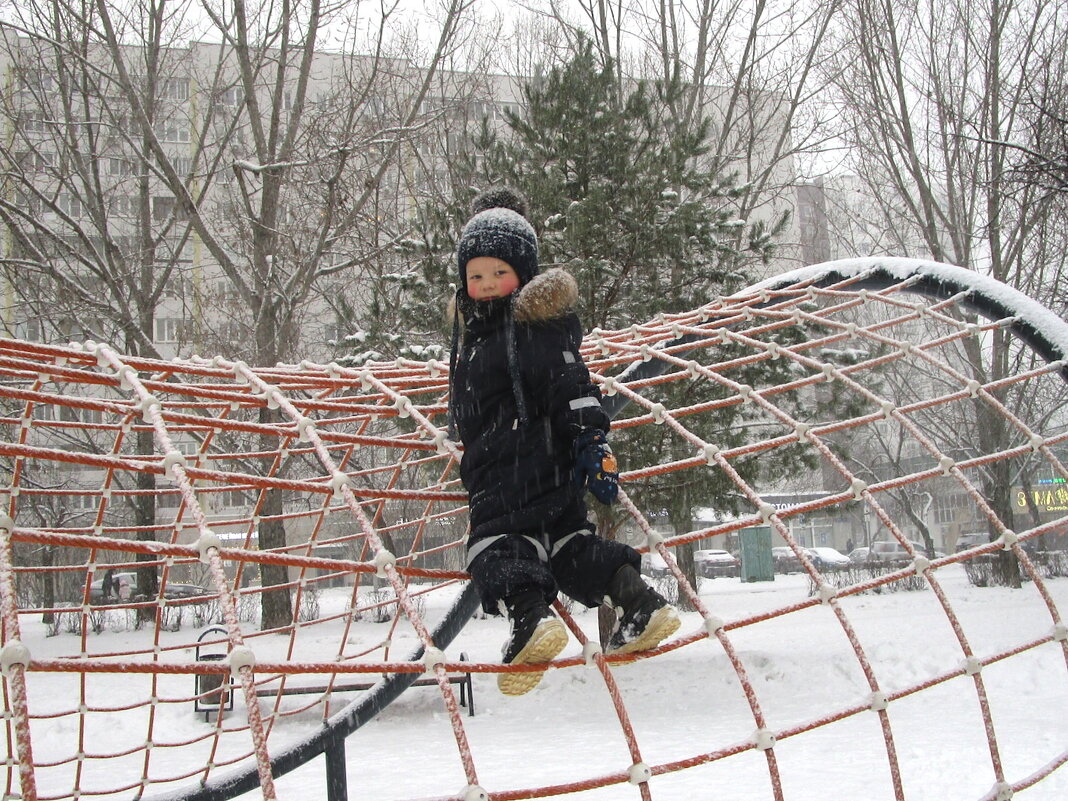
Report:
772,546,805,574
806,546,851,571
694,549,740,578
639,553,672,579
868,540,944,565
955,532,989,552
89,572,210,604
847,546,871,564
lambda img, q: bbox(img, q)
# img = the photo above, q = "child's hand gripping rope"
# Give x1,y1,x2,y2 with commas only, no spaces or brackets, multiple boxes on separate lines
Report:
574,429,619,505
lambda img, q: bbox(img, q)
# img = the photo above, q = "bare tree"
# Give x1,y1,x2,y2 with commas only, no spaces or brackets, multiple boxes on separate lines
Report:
821,0,1068,584
0,0,477,628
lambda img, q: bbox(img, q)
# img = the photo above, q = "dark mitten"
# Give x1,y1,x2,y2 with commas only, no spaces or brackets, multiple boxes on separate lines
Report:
574,429,619,505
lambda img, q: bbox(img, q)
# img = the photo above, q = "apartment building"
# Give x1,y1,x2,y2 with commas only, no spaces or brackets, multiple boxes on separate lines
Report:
0,31,802,578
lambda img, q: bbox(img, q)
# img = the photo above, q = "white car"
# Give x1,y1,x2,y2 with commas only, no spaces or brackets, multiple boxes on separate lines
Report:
806,547,851,571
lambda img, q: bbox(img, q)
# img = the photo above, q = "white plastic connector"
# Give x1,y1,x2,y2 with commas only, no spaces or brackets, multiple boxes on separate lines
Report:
703,443,721,464
393,396,412,418
646,531,665,550
765,342,781,358
753,728,777,751
999,530,1018,550
737,384,753,401
233,361,250,383
686,360,701,379
374,549,396,577
912,556,931,575
881,401,895,419
140,395,161,421
963,656,983,676
966,379,981,397
1052,622,1067,642
628,762,652,785
650,403,667,424
117,365,136,391
329,472,351,500
703,614,725,636
794,422,811,443
196,531,224,564
433,430,449,454
600,376,618,396
162,451,188,473
1029,433,1045,452
583,641,602,666
939,456,955,475
463,785,489,801
850,478,868,499
639,344,653,362
422,647,446,673
228,645,256,673
817,584,837,605
758,502,776,522
869,691,888,712
991,780,1013,801
296,416,315,442
1,640,31,676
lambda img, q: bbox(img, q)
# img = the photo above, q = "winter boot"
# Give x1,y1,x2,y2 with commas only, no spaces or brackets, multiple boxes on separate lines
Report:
498,590,568,696
605,564,681,655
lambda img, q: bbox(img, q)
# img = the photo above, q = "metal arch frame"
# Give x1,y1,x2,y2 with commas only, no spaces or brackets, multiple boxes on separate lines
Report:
745,258,1068,383
158,257,1068,801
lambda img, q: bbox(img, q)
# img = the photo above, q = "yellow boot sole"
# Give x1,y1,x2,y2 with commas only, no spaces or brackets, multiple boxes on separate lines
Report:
497,618,568,696
607,605,681,656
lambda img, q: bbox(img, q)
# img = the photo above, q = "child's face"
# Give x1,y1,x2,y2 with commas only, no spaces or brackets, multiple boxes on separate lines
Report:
466,257,520,301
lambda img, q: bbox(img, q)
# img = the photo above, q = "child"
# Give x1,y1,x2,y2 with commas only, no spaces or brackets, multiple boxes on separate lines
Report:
447,188,680,695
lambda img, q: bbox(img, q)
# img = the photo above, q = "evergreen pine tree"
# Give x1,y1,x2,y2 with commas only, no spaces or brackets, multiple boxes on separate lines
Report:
357,39,849,608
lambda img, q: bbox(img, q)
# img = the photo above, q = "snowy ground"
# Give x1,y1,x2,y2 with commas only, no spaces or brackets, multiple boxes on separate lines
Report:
15,566,1068,801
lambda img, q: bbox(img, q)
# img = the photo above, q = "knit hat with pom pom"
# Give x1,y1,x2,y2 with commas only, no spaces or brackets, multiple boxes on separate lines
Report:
456,188,539,289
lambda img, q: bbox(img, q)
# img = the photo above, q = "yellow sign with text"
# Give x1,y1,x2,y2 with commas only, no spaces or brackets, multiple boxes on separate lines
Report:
1015,486,1068,513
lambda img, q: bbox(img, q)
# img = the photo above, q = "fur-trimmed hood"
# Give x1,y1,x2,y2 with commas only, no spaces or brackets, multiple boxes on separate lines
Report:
448,268,579,325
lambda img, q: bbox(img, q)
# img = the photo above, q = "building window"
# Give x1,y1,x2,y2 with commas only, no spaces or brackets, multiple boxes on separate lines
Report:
17,151,53,172
162,78,189,101
153,196,187,222
217,86,244,107
155,317,186,342
18,114,51,136
109,195,137,217
153,120,190,143
57,193,84,218
18,69,55,95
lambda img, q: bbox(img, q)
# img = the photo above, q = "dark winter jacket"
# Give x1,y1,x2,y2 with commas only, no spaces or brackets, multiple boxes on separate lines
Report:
450,269,610,541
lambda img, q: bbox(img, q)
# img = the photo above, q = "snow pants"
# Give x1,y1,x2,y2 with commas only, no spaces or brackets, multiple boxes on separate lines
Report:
465,502,641,614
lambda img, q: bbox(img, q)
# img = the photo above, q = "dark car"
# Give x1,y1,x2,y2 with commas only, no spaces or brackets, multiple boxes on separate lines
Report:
694,549,740,578
868,540,944,565
89,572,210,604
772,546,805,574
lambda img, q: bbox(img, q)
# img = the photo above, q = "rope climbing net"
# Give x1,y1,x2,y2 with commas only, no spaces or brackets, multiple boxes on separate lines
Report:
1,258,1066,801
